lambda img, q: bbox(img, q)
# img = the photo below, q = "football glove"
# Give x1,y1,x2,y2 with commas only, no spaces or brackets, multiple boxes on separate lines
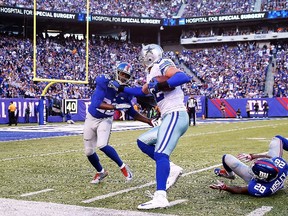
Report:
114,103,131,110
108,80,125,92
237,153,253,163
150,118,161,127
148,78,159,94
209,180,227,191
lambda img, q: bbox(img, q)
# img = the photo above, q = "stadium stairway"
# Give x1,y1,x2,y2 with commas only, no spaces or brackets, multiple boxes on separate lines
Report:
264,56,276,98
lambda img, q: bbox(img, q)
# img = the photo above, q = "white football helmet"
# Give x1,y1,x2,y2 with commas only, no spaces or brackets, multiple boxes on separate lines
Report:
140,44,163,68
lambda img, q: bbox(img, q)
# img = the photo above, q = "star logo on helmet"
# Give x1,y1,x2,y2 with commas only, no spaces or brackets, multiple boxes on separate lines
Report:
144,46,153,54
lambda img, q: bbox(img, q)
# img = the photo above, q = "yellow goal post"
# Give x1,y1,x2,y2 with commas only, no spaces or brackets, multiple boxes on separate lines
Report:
32,0,90,124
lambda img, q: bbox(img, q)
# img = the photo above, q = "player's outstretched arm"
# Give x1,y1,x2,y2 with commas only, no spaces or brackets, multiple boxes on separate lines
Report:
109,80,147,96
98,103,115,110
98,103,131,110
209,180,249,194
237,153,271,162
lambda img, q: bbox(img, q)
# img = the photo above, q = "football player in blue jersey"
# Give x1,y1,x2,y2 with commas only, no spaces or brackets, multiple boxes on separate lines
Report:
83,62,154,184
111,44,192,209
210,135,288,197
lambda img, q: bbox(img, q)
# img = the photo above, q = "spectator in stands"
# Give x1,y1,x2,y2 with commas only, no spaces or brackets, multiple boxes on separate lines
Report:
0,34,287,101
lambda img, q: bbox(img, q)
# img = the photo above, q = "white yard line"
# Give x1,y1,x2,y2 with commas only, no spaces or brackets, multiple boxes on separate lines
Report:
246,206,273,216
82,164,221,203
82,181,156,203
0,149,80,161
20,189,54,197
169,199,188,207
182,164,222,177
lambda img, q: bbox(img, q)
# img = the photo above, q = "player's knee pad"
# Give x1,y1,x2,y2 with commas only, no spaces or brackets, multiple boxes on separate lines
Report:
97,142,107,150
222,154,237,171
84,147,94,156
84,139,95,156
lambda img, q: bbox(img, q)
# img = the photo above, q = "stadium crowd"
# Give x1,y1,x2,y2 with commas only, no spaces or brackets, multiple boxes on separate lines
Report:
180,42,288,98
181,25,288,39
0,33,287,100
0,0,182,18
0,0,287,18
0,1,287,100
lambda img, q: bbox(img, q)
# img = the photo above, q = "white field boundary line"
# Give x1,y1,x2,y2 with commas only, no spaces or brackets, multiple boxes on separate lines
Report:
81,163,222,203
20,189,54,197
246,206,273,216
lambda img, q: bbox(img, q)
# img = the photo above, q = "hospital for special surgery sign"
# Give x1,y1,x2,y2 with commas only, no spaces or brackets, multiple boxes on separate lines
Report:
0,6,161,25
0,6,287,26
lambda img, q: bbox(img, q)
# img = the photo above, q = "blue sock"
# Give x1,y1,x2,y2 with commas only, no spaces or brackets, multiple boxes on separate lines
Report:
222,154,233,172
100,145,123,167
154,153,170,191
137,139,155,160
87,152,103,172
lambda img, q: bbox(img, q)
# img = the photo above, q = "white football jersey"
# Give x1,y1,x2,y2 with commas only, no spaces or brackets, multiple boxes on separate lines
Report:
147,58,186,116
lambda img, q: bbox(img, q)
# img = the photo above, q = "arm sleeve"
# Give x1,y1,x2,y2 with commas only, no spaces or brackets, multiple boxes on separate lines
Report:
167,72,192,87
91,86,106,108
123,86,146,96
91,75,110,108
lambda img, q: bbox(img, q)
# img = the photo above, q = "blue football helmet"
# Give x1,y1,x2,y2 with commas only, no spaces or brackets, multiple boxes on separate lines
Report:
251,158,279,182
140,44,163,68
115,62,132,85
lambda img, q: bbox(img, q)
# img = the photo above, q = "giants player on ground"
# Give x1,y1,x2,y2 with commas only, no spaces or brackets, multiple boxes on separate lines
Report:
210,135,288,197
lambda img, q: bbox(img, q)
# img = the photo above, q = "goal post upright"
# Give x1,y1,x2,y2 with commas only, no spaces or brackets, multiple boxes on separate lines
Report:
85,0,90,84
32,0,90,125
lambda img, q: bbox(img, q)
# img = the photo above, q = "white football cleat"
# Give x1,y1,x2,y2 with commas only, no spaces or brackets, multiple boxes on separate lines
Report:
137,190,169,210
166,162,183,190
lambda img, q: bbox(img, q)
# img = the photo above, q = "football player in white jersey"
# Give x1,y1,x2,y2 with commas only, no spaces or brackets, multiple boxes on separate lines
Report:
210,135,288,197
112,44,192,209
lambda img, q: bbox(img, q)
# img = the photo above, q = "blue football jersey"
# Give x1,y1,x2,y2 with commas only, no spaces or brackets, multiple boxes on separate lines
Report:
88,74,137,118
248,157,288,197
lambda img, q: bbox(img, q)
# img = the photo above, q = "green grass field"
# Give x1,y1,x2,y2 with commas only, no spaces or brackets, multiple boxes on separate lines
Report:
0,119,288,216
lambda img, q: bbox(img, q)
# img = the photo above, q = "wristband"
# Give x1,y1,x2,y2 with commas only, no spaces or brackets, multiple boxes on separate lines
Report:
157,81,169,90
118,85,125,93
